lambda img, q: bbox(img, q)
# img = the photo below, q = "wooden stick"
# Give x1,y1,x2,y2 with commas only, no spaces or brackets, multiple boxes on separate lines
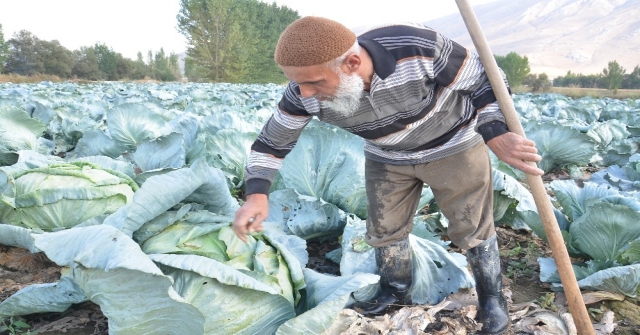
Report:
453,1,595,334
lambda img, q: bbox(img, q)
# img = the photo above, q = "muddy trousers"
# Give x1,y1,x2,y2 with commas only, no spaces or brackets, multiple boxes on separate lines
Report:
364,141,495,250
361,142,508,328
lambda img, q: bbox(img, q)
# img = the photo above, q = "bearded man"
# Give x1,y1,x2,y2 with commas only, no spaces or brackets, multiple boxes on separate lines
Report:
232,16,543,335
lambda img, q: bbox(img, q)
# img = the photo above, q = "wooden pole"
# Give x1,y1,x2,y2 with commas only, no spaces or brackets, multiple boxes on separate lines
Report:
454,1,595,334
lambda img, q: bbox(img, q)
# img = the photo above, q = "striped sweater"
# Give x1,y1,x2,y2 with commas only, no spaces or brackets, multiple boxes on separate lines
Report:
245,23,509,195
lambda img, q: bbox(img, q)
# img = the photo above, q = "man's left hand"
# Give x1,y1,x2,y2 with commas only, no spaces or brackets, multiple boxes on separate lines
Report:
487,132,544,176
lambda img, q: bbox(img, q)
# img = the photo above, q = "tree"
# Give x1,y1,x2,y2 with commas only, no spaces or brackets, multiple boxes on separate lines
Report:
0,24,8,73
177,0,247,82
523,73,551,93
240,1,299,83
37,40,75,78
622,65,640,89
494,52,530,87
177,0,298,83
94,43,119,80
4,30,44,76
602,60,625,93
72,46,103,80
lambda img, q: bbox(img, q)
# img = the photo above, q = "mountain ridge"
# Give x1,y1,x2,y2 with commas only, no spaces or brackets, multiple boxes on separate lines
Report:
420,0,640,78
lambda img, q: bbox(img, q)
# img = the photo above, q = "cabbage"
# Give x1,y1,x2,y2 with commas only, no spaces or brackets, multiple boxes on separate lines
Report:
0,161,137,230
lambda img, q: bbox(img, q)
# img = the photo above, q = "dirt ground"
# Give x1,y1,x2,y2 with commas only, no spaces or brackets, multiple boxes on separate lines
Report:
1,227,639,334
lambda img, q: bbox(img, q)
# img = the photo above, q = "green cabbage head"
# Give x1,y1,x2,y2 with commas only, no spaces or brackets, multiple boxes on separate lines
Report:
0,162,137,230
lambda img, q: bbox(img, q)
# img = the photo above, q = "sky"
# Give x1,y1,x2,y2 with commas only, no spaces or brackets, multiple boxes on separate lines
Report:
0,0,496,61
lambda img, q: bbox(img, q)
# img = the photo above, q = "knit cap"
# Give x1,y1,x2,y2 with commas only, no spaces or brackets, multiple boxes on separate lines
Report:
275,16,356,67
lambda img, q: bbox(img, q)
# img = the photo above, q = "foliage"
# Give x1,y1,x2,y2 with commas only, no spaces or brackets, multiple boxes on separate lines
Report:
177,0,298,83
3,30,43,76
533,180,640,297
602,60,626,93
1,82,640,332
522,73,551,92
0,24,8,73
554,63,640,90
0,29,179,82
494,51,530,87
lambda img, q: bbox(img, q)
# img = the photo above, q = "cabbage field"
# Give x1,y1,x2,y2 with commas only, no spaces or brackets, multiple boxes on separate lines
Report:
0,81,639,334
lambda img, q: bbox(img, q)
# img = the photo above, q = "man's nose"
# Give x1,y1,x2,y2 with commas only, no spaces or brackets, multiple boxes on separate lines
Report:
298,85,317,98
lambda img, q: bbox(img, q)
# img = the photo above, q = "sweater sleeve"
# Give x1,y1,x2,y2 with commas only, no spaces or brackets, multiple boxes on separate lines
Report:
244,82,313,195
431,29,510,142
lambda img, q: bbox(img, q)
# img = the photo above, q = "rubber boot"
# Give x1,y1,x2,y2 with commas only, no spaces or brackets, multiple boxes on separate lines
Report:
467,234,510,335
350,236,413,316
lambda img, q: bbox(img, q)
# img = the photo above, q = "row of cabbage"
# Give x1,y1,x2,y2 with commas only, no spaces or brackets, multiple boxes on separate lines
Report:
0,82,638,334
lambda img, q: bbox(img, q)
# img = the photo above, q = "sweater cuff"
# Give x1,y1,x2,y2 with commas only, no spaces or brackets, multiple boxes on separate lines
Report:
477,121,509,143
245,178,272,196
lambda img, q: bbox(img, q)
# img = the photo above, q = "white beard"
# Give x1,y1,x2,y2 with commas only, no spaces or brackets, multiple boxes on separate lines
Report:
319,71,365,118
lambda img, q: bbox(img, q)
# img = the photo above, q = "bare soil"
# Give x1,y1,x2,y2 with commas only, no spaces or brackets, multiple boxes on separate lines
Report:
1,227,639,334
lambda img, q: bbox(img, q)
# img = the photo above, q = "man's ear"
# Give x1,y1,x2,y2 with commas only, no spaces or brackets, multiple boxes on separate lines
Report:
344,53,362,73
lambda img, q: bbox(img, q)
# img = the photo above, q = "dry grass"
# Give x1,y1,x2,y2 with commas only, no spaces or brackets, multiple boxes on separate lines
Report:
549,86,640,99
0,73,66,84
513,85,640,99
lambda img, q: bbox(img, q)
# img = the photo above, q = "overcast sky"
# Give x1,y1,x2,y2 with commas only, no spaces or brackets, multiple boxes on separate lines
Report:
0,0,497,60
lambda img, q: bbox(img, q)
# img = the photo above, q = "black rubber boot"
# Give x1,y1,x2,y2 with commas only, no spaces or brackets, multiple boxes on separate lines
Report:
350,236,413,316
467,234,510,335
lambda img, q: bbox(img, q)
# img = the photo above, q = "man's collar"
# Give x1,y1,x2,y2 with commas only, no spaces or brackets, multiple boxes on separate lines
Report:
357,38,396,80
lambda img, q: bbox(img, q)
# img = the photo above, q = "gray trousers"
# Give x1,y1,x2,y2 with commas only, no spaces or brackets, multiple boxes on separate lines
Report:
364,142,495,250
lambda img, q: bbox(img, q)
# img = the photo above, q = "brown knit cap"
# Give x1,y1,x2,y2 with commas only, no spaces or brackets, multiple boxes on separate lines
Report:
275,16,356,67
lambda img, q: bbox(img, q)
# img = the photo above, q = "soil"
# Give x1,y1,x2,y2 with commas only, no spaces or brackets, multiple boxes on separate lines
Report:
1,227,639,334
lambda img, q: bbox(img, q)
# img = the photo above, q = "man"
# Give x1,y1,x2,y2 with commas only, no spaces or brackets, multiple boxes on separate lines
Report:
233,16,543,335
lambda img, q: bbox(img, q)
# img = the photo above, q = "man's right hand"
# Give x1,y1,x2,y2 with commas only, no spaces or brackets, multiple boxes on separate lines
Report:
232,193,269,242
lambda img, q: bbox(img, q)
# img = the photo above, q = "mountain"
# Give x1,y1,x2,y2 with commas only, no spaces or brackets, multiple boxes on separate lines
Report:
415,0,639,78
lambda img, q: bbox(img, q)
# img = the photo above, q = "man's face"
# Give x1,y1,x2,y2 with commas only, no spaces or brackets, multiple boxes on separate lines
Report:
280,64,364,116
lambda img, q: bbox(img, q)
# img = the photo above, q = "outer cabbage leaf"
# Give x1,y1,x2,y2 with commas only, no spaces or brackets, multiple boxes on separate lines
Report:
106,103,167,147
205,129,257,190
550,180,620,221
0,277,87,317
31,225,205,334
492,169,538,230
569,202,640,263
621,240,640,264
267,188,347,240
151,253,295,335
276,294,351,335
0,162,136,230
0,106,47,165
0,224,40,253
340,215,474,305
277,122,367,218
540,257,640,297
104,159,239,236
130,132,186,172
298,269,379,313
526,123,596,173
408,235,475,305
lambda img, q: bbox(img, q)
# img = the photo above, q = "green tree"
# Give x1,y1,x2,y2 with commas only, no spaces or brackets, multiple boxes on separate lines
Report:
4,30,44,76
72,46,103,80
602,60,625,93
0,24,8,73
94,43,119,80
177,0,298,83
241,1,299,83
177,0,246,82
494,52,530,87
523,73,551,93
150,48,180,81
37,40,75,78
622,65,640,89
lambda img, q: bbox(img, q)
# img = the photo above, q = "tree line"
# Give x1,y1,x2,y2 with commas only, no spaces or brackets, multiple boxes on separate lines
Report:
553,61,640,91
0,24,181,82
493,52,640,92
0,0,299,83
